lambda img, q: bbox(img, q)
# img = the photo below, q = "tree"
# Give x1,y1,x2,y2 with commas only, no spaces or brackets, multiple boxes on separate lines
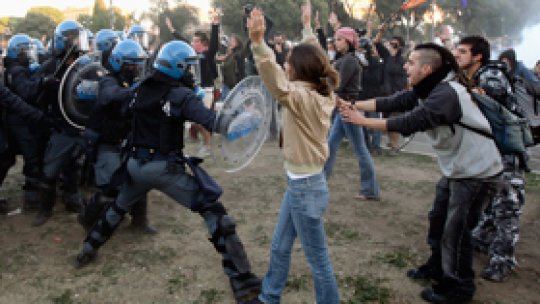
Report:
28,6,65,24
78,0,128,32
213,0,330,40
11,12,56,41
159,5,200,42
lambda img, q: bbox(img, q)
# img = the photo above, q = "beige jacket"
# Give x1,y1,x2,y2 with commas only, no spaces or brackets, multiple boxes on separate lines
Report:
251,29,334,174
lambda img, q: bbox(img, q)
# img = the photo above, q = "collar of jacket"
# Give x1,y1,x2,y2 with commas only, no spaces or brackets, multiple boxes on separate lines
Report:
412,65,453,99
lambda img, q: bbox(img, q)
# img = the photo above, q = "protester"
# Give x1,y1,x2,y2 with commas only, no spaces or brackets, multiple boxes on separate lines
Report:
456,35,527,282
339,43,503,303
247,3,340,303
498,48,540,85
373,27,408,154
216,34,245,101
324,26,380,201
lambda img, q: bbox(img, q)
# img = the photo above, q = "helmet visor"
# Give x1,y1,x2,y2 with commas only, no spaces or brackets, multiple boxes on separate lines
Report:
184,54,202,86
64,29,90,52
132,32,149,49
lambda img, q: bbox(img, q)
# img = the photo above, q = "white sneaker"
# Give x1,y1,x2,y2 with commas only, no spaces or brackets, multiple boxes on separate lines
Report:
196,146,212,158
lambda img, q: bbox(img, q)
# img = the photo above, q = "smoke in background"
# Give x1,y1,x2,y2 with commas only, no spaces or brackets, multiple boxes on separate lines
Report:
513,23,540,68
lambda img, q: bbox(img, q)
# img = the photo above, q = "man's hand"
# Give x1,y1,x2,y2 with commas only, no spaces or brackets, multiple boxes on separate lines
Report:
247,8,265,44
329,11,338,26
211,7,221,25
340,106,365,125
301,0,312,29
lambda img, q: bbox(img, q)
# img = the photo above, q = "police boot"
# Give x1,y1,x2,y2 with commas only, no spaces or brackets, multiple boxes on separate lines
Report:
32,181,56,226
129,198,157,234
22,178,41,212
0,198,8,214
230,272,262,303
78,192,114,231
62,191,82,213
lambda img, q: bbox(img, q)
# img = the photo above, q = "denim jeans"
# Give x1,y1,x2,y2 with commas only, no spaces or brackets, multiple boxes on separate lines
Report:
324,113,380,198
364,112,382,152
259,172,339,304
426,176,498,297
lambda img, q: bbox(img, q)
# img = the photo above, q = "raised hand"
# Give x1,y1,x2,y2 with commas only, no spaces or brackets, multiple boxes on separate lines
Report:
301,0,312,28
211,7,221,25
314,10,320,29
247,8,265,44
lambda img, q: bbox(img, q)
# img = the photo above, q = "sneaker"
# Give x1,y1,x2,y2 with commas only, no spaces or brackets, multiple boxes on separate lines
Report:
196,145,212,158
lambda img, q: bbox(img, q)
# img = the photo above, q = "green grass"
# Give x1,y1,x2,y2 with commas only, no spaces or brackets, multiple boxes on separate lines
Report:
339,274,391,304
373,248,418,269
286,274,310,291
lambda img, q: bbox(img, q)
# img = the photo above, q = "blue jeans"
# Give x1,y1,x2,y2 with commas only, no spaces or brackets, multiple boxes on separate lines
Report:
220,84,231,101
259,172,339,304
324,113,380,198
364,112,382,151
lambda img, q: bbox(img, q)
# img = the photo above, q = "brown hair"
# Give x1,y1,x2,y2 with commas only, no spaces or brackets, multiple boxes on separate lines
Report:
287,43,340,96
193,30,209,46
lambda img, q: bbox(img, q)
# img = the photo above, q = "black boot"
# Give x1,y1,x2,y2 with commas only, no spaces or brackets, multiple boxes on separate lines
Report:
78,192,114,231
0,198,8,214
230,272,262,303
63,191,82,213
32,181,56,226
23,178,41,212
129,198,157,234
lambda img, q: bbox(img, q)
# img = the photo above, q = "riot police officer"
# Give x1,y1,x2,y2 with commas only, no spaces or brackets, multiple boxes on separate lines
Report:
32,20,90,226
78,39,156,233
0,82,51,210
127,25,149,50
94,29,119,68
74,40,261,303
3,34,55,212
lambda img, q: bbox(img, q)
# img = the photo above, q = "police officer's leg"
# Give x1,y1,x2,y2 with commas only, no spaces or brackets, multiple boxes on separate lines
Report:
75,176,152,268
60,157,83,213
33,132,78,226
0,149,16,213
7,124,43,212
128,195,157,234
153,163,260,301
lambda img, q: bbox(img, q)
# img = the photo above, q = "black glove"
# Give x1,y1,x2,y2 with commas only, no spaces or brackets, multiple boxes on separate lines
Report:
179,70,195,88
42,76,60,89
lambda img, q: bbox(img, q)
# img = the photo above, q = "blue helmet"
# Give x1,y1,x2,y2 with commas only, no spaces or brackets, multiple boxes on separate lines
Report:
108,39,148,73
127,25,149,49
53,20,89,54
94,29,119,52
153,41,199,80
7,34,33,59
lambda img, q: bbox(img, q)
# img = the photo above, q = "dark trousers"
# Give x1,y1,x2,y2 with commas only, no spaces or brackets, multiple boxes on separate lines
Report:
426,176,497,296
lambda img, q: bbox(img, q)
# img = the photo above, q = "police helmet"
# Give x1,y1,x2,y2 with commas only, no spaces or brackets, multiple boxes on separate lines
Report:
94,29,119,52
108,40,148,81
7,34,37,65
153,40,200,81
54,20,89,55
127,25,149,49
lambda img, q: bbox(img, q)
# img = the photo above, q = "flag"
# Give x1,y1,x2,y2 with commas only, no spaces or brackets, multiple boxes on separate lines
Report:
400,0,428,10
461,0,468,8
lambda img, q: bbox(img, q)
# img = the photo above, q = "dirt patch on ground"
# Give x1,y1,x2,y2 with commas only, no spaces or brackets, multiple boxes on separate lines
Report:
1,141,539,303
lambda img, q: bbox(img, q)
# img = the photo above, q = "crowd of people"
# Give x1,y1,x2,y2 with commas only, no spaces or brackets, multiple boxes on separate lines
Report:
1,1,539,303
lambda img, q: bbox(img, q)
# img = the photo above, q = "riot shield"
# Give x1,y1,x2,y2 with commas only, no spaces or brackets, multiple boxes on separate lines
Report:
58,53,107,129
214,76,275,173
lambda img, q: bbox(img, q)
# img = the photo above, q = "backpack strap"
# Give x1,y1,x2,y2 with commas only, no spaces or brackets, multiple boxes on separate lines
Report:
456,121,494,140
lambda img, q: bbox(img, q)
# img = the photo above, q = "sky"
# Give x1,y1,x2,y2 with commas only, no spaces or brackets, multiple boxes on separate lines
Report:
514,23,540,68
1,0,211,17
